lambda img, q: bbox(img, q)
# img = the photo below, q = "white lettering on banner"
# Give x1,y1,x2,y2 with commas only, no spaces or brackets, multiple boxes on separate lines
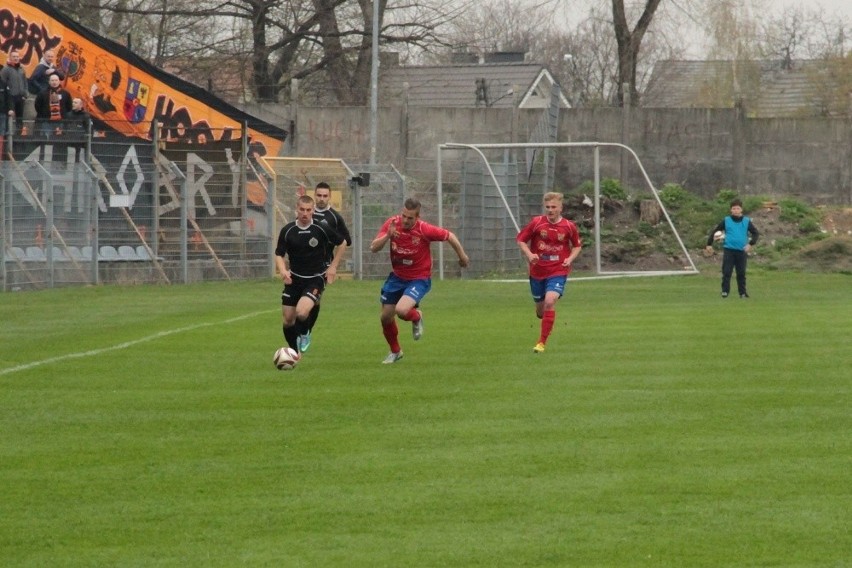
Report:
16,147,47,210
158,152,181,215
225,147,240,207
90,155,111,213
186,152,216,218
157,152,219,219
116,145,144,210
16,146,88,213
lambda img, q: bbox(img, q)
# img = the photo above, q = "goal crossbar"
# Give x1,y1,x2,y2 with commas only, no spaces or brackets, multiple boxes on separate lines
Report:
436,141,699,280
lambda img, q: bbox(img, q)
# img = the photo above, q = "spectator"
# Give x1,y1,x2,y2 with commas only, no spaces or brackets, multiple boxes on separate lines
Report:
29,48,66,96
0,49,28,135
34,74,72,137
67,97,90,132
0,72,12,138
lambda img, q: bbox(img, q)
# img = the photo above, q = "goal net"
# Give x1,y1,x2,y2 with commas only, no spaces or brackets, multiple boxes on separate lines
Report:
436,142,699,280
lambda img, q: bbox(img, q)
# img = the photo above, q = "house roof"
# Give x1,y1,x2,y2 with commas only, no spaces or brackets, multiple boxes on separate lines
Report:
380,62,570,109
642,59,851,117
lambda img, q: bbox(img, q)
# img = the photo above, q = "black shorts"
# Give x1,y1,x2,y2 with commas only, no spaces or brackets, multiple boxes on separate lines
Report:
281,275,325,307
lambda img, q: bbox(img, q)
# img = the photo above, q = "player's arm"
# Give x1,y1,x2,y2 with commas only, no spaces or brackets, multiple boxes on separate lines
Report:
517,239,538,264
370,232,389,253
706,221,725,249
275,254,291,284
446,231,470,268
565,244,582,267
335,211,353,246
370,218,397,252
325,241,347,284
274,230,291,283
747,222,759,250
516,223,539,264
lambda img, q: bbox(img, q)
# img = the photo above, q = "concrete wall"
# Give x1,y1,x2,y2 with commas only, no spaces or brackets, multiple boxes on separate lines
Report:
250,103,852,205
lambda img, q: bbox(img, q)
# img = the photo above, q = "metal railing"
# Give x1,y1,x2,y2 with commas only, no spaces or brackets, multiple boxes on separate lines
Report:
2,120,276,291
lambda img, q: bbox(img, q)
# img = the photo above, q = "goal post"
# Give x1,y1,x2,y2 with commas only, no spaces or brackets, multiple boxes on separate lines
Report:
436,141,700,280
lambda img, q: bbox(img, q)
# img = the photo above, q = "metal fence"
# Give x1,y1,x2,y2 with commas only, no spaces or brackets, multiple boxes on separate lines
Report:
2,121,273,291
2,126,552,292
259,158,407,280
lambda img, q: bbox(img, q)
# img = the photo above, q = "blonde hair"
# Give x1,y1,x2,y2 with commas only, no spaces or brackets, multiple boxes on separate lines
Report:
543,191,563,203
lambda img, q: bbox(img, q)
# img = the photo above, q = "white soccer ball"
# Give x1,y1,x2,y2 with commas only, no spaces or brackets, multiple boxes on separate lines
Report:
713,230,725,242
273,347,300,371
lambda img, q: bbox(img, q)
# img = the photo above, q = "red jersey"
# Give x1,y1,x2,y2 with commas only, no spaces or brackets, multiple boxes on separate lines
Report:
376,215,450,280
516,215,582,279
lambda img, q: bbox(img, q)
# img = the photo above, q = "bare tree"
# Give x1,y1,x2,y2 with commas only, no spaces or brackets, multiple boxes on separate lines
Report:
78,0,471,104
759,5,851,61
440,0,561,57
611,0,663,107
437,0,685,108
540,8,620,107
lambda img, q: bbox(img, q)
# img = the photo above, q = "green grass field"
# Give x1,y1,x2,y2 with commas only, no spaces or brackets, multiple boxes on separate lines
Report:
1,272,850,567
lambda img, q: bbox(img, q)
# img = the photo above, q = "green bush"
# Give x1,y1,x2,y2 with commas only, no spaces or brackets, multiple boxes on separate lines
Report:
659,183,691,209
742,196,767,213
716,188,738,204
799,218,821,234
778,198,815,222
601,178,627,200
575,178,627,200
774,236,808,253
638,221,657,238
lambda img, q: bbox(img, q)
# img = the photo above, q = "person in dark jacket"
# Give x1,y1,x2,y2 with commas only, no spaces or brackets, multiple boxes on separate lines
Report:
0,73,12,137
0,49,28,134
67,97,91,132
34,73,72,137
706,199,760,298
29,48,66,95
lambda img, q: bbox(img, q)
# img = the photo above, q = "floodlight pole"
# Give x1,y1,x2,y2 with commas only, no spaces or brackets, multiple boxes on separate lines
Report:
369,0,379,166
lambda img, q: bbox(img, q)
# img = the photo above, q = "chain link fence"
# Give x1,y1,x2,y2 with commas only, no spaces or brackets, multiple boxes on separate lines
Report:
3,128,551,292
2,121,275,291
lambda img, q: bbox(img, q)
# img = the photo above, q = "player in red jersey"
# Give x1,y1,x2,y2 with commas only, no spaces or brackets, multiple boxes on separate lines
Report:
371,197,470,364
516,192,582,353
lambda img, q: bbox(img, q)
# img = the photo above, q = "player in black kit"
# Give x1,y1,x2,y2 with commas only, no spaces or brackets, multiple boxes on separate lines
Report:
298,182,353,352
275,194,347,354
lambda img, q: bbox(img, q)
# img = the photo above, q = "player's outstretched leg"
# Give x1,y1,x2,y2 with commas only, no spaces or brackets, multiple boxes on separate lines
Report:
411,309,424,340
299,304,321,352
283,324,300,353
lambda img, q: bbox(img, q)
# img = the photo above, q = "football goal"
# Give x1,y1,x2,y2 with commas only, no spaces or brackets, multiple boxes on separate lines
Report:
436,141,699,280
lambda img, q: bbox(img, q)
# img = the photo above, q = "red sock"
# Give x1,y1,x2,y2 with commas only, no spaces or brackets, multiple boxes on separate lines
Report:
539,310,555,344
382,320,401,352
400,308,421,322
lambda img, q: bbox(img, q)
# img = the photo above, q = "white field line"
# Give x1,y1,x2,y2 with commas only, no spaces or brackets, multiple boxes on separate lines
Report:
0,310,270,377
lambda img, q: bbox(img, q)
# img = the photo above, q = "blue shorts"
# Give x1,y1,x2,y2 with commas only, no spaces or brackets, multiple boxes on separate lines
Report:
380,273,431,306
529,275,567,303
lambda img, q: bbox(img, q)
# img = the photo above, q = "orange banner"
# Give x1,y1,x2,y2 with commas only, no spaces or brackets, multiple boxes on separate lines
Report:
1,0,285,156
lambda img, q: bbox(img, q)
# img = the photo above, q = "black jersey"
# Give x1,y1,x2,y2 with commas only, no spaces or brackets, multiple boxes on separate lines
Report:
312,207,352,263
275,221,344,278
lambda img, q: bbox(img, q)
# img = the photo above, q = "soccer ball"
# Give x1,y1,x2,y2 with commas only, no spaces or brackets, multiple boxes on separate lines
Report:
713,230,725,242
273,347,300,371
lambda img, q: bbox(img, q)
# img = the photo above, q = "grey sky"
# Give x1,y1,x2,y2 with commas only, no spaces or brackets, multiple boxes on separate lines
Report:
558,0,852,58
